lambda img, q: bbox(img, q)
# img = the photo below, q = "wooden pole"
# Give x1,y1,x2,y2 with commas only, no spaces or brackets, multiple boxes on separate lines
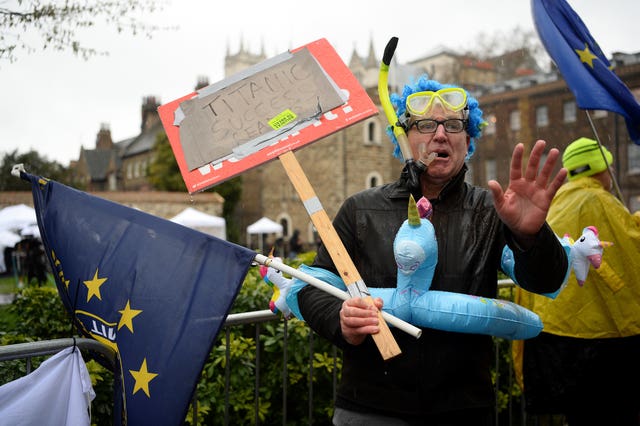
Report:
278,151,401,360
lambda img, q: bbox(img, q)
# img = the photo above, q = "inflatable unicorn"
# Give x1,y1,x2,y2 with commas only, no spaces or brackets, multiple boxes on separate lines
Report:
365,195,543,340
563,226,613,286
260,258,292,319
501,225,612,297
264,197,610,340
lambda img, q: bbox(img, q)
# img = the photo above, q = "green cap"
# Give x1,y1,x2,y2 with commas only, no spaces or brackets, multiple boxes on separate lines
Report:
562,137,613,181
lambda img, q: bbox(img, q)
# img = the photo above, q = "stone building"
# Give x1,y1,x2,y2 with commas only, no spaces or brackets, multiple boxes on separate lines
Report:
71,40,640,248
235,41,514,251
472,51,640,212
71,123,128,191
234,44,640,251
71,96,161,192
120,96,163,191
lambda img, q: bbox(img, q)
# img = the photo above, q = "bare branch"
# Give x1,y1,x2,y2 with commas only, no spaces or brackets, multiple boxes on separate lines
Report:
0,0,169,62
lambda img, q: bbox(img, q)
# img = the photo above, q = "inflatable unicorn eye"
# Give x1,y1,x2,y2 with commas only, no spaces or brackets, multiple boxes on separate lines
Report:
395,240,426,275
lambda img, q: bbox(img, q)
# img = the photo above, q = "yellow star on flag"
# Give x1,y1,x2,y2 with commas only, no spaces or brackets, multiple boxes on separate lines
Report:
575,43,598,68
84,269,107,302
118,300,143,332
129,358,158,398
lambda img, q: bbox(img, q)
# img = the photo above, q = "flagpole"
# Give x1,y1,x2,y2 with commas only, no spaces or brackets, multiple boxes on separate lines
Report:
584,111,626,206
253,253,422,339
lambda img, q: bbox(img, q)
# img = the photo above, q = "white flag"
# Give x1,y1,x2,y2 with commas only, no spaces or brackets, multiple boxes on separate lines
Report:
0,347,95,426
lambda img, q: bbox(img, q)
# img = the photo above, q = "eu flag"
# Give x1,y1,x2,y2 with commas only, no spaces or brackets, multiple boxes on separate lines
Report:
532,0,640,144
22,171,256,425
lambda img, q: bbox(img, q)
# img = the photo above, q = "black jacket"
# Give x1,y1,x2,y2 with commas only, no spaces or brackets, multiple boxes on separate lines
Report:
297,167,567,417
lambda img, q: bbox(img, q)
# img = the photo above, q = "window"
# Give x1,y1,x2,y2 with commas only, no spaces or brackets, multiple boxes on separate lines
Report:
539,153,548,173
485,159,497,182
465,163,474,184
484,114,496,135
629,143,640,174
563,101,577,123
535,105,549,127
278,217,290,238
591,109,608,119
108,173,117,191
363,119,380,145
365,171,383,189
510,110,521,131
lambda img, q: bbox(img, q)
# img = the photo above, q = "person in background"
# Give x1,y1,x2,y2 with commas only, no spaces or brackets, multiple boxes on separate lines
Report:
295,76,569,425
518,137,640,425
288,229,303,259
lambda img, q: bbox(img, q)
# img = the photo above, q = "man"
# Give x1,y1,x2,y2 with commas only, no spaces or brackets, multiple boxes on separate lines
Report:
295,76,569,425
520,137,640,425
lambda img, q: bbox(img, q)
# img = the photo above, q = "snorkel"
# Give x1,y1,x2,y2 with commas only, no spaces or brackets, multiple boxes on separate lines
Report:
379,37,434,193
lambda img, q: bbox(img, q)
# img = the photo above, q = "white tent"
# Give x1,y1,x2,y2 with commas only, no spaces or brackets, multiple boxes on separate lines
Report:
20,224,41,239
0,204,37,232
0,230,20,248
170,207,226,240
247,217,283,234
246,217,283,252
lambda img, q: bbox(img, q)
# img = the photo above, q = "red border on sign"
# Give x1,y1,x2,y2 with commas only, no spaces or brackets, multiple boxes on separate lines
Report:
158,38,378,194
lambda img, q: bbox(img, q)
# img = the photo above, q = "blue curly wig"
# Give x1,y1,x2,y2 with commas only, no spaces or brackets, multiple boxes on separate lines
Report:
386,75,484,161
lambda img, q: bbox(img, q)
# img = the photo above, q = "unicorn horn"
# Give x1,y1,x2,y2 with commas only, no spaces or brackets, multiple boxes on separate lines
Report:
408,194,420,227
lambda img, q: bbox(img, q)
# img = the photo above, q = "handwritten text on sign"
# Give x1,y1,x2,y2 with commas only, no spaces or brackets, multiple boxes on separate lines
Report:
177,48,345,170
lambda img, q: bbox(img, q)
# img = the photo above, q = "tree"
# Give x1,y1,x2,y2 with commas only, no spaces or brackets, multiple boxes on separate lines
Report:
148,133,244,243
147,132,184,192
0,0,165,63
0,149,69,190
215,174,243,243
461,26,549,74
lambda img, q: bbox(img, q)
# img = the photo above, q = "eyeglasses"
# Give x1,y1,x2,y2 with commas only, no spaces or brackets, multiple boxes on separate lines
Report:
406,88,468,116
409,118,467,134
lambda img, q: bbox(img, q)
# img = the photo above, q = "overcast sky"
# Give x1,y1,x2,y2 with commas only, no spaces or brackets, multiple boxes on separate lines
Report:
1,0,639,166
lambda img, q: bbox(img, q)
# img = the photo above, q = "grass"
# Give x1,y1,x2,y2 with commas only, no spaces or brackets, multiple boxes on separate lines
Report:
0,274,55,293
0,275,21,331
0,275,19,294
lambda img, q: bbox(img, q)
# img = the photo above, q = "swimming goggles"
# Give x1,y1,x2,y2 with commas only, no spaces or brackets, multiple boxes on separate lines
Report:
406,88,468,116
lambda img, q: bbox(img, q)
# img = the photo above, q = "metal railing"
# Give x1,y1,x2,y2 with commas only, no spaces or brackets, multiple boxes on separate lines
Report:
0,337,117,371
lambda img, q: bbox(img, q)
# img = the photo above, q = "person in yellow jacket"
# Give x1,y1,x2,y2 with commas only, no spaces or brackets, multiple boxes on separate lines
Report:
516,137,640,425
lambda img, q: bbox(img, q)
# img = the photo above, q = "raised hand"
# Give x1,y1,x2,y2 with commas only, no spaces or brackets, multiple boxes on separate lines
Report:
487,140,567,241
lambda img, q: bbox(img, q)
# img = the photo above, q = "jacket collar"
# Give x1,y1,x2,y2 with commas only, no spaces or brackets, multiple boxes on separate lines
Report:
387,164,469,202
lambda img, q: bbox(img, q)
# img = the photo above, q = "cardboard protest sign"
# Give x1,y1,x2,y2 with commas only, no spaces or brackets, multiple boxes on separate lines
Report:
158,38,378,194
